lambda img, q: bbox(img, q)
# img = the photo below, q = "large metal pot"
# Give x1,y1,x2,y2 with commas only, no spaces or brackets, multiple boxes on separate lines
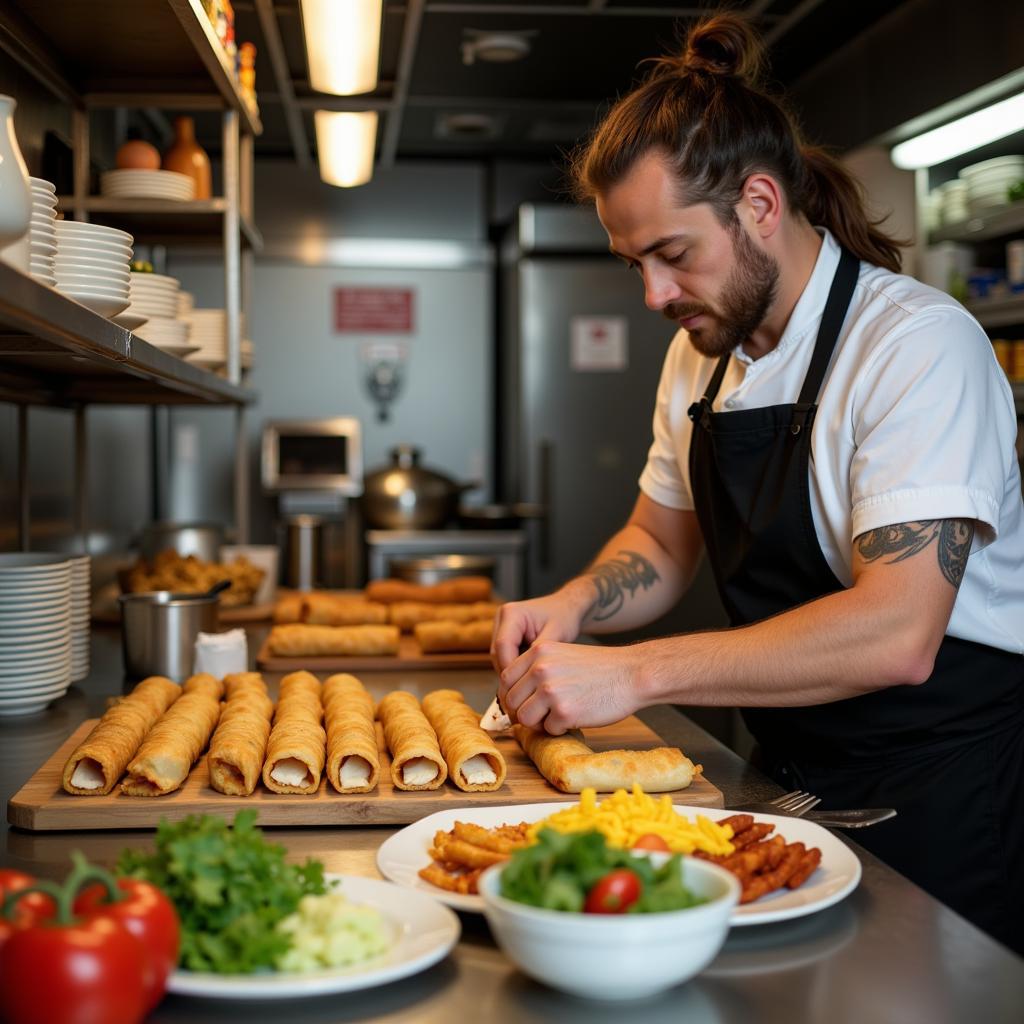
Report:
390,554,496,585
362,445,475,530
118,591,219,681
139,521,223,562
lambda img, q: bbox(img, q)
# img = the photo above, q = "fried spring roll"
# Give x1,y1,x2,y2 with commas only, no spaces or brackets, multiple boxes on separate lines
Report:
513,725,696,793
365,576,492,605
303,595,389,626
62,676,181,795
273,593,304,624
388,602,499,631
208,673,274,795
121,673,223,796
377,690,447,791
267,624,400,657
422,689,506,791
414,619,493,654
262,671,325,794
323,673,380,793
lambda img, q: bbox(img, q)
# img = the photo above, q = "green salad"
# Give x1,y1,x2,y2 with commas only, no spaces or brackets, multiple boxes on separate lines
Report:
117,810,327,974
499,828,706,914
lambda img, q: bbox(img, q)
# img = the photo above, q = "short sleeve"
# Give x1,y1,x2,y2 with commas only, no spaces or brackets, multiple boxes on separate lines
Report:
848,305,1014,547
638,334,694,511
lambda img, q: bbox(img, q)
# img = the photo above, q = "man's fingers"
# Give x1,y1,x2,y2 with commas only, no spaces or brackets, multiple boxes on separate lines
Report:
512,685,548,729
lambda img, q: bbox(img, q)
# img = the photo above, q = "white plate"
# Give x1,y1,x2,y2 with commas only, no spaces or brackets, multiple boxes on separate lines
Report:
128,273,179,288
57,241,132,258
376,803,862,926
55,221,133,242
112,311,150,331
166,875,459,1000
55,271,131,288
57,289,130,317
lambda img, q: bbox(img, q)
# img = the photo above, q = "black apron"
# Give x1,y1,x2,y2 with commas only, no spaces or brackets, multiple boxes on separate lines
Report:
687,247,1024,954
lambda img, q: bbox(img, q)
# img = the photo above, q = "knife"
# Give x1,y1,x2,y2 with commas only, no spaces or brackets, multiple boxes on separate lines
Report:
480,693,511,733
803,808,897,829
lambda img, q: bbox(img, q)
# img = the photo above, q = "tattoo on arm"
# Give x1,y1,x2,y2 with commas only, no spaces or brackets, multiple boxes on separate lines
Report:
585,550,660,621
855,520,974,588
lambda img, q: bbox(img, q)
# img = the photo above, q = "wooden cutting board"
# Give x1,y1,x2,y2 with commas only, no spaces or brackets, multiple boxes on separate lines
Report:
257,633,493,671
8,715,723,831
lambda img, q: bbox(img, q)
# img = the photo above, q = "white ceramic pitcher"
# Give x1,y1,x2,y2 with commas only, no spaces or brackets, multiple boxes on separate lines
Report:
0,95,32,273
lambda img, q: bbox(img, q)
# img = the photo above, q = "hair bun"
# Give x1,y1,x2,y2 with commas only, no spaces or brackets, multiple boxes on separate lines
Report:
681,14,764,83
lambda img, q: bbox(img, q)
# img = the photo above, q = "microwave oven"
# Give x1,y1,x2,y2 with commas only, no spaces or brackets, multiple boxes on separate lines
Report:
261,417,363,495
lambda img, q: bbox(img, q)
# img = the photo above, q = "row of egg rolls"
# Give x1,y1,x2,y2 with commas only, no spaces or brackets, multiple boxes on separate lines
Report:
262,671,326,794
208,672,274,795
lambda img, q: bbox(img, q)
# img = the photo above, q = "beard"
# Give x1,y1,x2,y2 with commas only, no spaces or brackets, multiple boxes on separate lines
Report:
664,226,780,358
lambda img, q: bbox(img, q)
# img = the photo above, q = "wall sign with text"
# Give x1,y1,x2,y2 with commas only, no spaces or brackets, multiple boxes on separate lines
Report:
334,287,415,333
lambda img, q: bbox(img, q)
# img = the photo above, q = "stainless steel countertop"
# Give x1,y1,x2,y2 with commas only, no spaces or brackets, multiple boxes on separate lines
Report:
2,627,1022,1023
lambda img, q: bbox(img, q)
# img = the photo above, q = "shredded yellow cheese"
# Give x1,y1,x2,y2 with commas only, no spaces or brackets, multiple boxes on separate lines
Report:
527,784,735,856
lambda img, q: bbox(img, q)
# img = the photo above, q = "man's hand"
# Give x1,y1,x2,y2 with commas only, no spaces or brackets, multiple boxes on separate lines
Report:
497,640,648,735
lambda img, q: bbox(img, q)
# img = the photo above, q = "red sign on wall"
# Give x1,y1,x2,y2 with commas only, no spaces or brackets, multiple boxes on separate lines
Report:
334,288,414,333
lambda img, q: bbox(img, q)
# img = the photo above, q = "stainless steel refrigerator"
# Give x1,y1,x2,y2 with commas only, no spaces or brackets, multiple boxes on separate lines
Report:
499,203,727,637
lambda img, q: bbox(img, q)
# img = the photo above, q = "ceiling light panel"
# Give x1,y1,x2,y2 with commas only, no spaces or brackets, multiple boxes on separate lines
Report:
301,0,383,96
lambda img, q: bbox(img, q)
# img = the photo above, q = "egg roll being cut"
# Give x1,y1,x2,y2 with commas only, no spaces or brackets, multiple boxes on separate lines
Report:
267,624,400,657
513,725,697,794
414,619,494,654
323,673,380,794
303,594,389,627
389,601,499,631
207,672,275,795
262,671,326,794
422,689,506,792
377,690,447,791
62,676,181,795
121,673,224,796
365,576,492,605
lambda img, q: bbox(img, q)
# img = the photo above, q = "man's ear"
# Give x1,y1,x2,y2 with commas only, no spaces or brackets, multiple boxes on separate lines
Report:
738,173,784,240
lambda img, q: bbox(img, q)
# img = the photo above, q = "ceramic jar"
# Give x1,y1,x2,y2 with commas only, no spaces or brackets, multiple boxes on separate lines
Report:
162,116,212,199
0,95,32,273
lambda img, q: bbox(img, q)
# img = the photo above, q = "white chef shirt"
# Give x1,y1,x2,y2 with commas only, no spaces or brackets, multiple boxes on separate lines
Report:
639,228,1024,655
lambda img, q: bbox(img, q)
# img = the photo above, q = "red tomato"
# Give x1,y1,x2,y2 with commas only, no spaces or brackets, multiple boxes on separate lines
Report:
584,869,643,914
0,915,147,1024
632,833,671,853
0,869,55,948
75,878,180,1012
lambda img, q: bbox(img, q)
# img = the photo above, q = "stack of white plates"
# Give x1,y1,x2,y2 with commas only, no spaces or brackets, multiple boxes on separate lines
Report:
100,169,195,201
935,179,969,225
69,554,90,682
185,308,229,370
960,155,1024,216
0,554,73,716
136,317,197,357
177,290,195,318
127,273,180,318
54,221,133,317
28,177,58,286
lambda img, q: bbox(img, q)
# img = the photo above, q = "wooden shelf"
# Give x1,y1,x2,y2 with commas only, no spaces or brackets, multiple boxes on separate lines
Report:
0,264,254,408
56,198,263,252
929,202,1024,244
966,293,1024,329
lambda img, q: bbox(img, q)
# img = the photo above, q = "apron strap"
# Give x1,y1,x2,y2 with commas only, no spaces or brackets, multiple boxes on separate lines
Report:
797,246,860,406
687,353,731,423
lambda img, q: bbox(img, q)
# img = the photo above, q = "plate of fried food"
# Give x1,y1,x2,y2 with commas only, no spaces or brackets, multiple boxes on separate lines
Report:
375,786,861,926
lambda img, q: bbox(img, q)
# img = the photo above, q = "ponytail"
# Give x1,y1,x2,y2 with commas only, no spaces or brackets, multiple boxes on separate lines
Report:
572,13,906,273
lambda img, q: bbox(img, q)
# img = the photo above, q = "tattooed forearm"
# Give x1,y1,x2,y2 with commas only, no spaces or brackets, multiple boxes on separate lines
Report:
855,520,974,588
584,550,660,621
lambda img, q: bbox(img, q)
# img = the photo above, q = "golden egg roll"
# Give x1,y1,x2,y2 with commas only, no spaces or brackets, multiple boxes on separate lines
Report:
377,690,447,791
513,724,696,793
422,689,506,792
323,673,379,794
273,593,304,624
365,576,492,605
414,619,494,653
267,624,400,657
121,673,223,796
208,673,274,795
62,676,181,795
262,671,325,794
303,594,389,626
389,601,499,631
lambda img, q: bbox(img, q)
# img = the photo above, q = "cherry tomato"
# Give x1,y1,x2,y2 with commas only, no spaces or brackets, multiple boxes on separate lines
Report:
584,868,643,914
76,878,180,1012
632,833,671,853
0,913,147,1024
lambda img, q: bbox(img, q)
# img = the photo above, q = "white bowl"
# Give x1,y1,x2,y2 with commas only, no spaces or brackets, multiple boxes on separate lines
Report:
129,273,180,289
55,256,129,276
55,221,134,245
55,265,131,285
57,240,132,257
57,289,130,317
478,856,739,1001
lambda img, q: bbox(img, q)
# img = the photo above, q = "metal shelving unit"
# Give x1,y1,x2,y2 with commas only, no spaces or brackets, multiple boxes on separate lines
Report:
0,0,263,549
928,201,1024,245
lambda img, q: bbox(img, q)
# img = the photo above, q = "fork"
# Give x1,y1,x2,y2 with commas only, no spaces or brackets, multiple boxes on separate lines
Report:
728,790,821,817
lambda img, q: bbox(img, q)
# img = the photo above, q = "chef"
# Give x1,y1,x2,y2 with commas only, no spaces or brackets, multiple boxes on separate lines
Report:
492,13,1024,953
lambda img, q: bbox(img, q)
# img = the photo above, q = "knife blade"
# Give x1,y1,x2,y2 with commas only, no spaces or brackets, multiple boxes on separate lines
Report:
804,808,897,829
480,694,511,733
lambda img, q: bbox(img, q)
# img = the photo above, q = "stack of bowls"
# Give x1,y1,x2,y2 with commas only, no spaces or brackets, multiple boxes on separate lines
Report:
28,177,58,286
935,179,969,226
184,309,251,371
130,274,197,356
0,554,73,717
961,155,1024,216
54,221,133,317
100,169,194,201
69,554,90,682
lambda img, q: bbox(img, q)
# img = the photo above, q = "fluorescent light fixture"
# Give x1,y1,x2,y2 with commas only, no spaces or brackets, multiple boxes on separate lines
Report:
891,92,1024,169
315,110,378,188
301,0,382,96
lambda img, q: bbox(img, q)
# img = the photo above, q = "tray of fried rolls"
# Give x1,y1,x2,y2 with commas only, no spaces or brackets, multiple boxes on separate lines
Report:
7,672,723,830
259,579,501,669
